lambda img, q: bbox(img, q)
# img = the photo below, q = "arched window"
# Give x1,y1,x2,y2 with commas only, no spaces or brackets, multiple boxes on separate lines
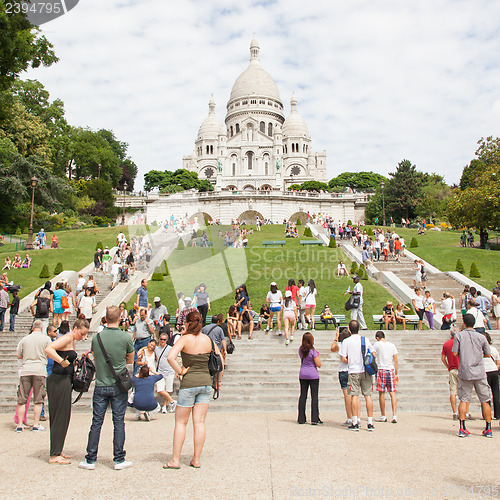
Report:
231,155,237,176
230,126,234,137
206,145,209,154
265,162,269,175
296,143,299,152
247,151,254,170
232,163,236,176
268,123,273,136
291,143,295,153
235,123,240,133
260,121,265,133
210,145,214,154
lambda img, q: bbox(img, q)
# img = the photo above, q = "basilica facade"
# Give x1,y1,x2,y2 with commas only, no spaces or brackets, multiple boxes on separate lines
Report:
182,37,327,191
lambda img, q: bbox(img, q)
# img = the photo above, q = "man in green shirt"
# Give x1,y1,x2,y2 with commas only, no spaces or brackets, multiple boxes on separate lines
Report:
101,248,112,275
79,306,134,470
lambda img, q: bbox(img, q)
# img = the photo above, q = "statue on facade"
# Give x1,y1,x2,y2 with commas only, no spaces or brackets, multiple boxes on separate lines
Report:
275,158,281,171
217,159,223,173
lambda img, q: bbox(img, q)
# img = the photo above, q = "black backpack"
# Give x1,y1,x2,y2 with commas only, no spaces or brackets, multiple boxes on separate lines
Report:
208,338,223,400
72,355,96,404
36,297,50,316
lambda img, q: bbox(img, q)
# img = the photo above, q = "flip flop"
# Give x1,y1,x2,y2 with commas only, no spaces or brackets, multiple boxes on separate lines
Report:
163,464,180,469
60,453,71,459
49,458,71,465
189,463,201,469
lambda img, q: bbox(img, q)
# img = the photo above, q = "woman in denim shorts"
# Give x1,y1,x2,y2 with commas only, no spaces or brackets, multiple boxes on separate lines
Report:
165,310,222,469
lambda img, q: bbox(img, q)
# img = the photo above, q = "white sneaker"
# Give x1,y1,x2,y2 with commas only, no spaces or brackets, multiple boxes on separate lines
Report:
15,425,24,433
168,401,177,413
290,335,294,341
78,461,95,470
391,416,398,424
375,416,387,422
285,339,289,345
114,460,133,470
32,424,46,431
341,420,352,427
161,405,167,414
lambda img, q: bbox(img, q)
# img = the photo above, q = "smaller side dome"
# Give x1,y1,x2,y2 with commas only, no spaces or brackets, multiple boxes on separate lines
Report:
198,94,223,138
282,92,310,138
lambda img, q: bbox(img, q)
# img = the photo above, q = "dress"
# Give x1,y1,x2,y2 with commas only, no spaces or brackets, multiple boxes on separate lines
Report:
493,295,500,318
52,289,67,315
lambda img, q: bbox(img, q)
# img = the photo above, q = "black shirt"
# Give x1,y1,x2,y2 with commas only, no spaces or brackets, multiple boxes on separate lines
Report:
10,296,20,315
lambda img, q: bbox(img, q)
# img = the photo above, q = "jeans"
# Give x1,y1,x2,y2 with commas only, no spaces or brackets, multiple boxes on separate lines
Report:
0,307,6,331
486,370,500,419
85,385,128,464
298,378,319,424
9,313,16,332
134,337,151,375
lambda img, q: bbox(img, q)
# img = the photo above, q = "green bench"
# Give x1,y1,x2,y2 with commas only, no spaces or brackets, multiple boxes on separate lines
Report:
256,314,346,330
262,240,286,247
372,314,420,330
300,240,324,246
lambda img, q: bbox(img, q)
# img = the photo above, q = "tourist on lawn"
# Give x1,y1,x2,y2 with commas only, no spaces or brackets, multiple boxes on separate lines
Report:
22,253,31,268
382,301,396,330
45,318,89,464
337,261,349,277
2,256,11,270
51,234,59,249
266,282,283,334
348,275,367,330
12,254,21,268
304,279,317,330
412,288,425,330
297,332,322,425
424,290,436,330
165,310,222,469
283,290,297,345
331,327,353,427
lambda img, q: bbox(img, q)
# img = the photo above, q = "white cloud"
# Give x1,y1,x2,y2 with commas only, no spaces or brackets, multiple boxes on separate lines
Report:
27,0,500,186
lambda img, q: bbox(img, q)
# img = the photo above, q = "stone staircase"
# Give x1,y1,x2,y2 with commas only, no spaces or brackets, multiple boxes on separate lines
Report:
209,328,498,414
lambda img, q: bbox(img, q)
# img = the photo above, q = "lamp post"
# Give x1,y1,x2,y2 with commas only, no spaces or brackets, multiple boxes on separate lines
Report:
121,181,127,226
381,180,386,227
98,163,101,179
26,175,39,250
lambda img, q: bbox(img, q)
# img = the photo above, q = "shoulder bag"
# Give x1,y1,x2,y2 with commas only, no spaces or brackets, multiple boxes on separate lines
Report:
96,333,133,393
208,338,223,400
361,336,378,376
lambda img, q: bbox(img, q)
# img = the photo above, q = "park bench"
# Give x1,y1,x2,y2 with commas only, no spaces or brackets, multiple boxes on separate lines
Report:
372,314,421,330
262,240,286,247
299,240,324,246
255,314,346,329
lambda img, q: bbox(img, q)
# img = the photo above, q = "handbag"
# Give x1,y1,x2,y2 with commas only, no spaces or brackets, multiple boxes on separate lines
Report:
208,338,223,400
226,337,235,354
96,333,133,393
61,295,70,309
72,354,96,404
344,294,360,311
361,336,378,376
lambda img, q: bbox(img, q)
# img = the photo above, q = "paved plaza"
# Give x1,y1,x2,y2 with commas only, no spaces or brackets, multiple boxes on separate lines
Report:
1,412,498,499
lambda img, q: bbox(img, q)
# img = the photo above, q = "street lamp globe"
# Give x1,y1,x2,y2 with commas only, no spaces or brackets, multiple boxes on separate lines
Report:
30,175,39,188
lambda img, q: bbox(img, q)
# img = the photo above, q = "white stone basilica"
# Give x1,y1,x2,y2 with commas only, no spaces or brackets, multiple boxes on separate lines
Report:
182,37,327,191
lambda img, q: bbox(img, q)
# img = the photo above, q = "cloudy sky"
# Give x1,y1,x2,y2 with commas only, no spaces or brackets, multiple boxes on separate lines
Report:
28,0,500,187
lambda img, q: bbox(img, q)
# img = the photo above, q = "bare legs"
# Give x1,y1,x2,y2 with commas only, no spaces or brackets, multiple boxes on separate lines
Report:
166,403,209,468
379,391,397,417
342,388,352,420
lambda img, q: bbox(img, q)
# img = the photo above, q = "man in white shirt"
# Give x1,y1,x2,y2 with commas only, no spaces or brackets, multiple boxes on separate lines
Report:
348,275,367,330
373,331,399,423
466,300,487,334
339,320,375,431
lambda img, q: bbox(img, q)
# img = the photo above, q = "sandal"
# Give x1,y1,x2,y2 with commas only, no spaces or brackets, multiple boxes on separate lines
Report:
49,457,71,465
163,463,180,469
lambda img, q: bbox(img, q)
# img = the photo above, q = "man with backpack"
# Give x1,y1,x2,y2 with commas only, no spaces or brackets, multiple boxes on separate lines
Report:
339,320,376,431
30,288,52,333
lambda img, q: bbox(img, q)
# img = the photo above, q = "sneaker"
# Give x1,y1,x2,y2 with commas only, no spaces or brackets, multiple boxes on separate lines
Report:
482,429,493,438
78,460,95,470
15,425,24,433
452,413,458,420
367,423,375,431
458,428,471,438
161,405,167,414
265,327,269,333
466,413,475,420
168,401,177,413
391,417,398,424
347,423,359,431
278,331,283,336
32,424,46,431
290,335,294,341
285,339,289,345
341,420,352,427
375,416,387,422
143,412,150,422
114,460,133,470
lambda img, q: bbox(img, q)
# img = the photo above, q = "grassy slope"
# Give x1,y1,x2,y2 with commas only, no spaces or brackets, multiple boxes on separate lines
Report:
133,225,396,329
0,227,128,299
382,227,500,289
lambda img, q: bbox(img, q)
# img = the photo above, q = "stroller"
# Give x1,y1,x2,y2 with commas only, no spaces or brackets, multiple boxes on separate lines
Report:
119,265,129,282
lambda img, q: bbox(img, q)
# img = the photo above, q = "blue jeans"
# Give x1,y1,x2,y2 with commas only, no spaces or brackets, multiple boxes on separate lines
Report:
134,337,151,375
0,308,6,331
9,313,16,332
85,385,128,464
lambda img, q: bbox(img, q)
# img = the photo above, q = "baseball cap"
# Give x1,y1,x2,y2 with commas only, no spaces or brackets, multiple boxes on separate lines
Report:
352,275,360,280
285,290,292,297
184,297,192,302
154,296,161,302
270,281,277,286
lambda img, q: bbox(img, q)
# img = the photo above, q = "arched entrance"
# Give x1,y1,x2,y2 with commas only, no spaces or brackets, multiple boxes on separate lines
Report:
188,211,213,224
259,184,273,191
238,210,264,224
243,184,256,191
289,211,308,224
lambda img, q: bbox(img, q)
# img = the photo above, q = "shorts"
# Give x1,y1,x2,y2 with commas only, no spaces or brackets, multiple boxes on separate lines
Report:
241,322,252,332
283,311,295,321
17,375,46,405
338,371,349,390
448,369,458,396
111,273,118,284
376,369,396,392
270,306,281,312
395,248,401,255
348,372,373,397
157,373,175,393
458,377,490,403
177,385,212,407
305,304,315,309
416,309,425,320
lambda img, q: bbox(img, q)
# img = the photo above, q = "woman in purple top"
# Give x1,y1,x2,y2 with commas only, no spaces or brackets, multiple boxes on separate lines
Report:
298,333,322,425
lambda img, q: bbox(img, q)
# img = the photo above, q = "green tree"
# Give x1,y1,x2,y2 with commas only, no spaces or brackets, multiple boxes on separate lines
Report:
416,174,452,220
144,169,213,193
328,172,387,191
288,180,329,192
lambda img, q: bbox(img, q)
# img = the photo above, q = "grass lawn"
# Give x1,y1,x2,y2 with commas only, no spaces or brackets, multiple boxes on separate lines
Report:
380,227,500,289
0,226,134,299
129,224,397,329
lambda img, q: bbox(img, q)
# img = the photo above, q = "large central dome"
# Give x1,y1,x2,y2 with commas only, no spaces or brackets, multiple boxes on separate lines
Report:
229,37,281,102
